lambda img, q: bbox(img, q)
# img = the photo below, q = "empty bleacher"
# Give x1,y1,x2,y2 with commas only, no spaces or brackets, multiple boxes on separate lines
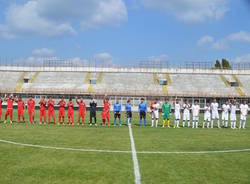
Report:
21,72,89,93
0,67,250,98
167,74,239,97
94,73,163,95
236,75,250,96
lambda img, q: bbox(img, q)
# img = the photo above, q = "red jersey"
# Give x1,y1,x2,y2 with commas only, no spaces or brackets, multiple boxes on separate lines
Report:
104,100,110,111
77,100,86,112
150,101,155,111
17,100,25,110
39,100,46,110
59,100,66,110
101,111,106,119
47,100,55,111
28,99,35,110
68,102,74,112
7,98,14,109
0,99,2,110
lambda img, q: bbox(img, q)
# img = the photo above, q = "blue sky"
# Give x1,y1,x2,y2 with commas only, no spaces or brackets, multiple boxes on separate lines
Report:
0,0,250,66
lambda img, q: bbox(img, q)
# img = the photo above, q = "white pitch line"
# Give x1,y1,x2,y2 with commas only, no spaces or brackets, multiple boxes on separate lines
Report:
128,125,141,184
0,139,131,154
0,139,250,155
137,149,250,154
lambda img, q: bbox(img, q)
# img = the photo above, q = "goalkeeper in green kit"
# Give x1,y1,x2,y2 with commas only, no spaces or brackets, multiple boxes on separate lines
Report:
162,98,171,128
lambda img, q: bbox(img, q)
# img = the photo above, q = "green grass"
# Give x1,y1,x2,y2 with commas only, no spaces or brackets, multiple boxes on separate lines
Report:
0,109,250,184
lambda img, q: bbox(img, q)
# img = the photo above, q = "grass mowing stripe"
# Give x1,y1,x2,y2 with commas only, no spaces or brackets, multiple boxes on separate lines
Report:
128,125,141,184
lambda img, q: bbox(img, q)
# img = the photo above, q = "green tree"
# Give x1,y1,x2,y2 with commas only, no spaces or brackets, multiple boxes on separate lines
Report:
214,60,222,69
222,58,232,69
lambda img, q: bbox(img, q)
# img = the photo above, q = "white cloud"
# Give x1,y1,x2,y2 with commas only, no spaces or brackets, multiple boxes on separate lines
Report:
198,31,250,50
197,35,214,46
233,54,250,64
32,48,55,57
0,0,127,39
147,54,168,62
141,0,229,22
93,52,113,65
229,31,250,43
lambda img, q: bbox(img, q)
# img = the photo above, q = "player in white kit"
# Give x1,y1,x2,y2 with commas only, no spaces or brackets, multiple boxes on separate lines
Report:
192,100,200,128
174,99,181,128
182,99,191,128
211,98,220,128
239,100,248,129
203,102,211,128
230,100,237,129
151,99,160,128
222,101,230,128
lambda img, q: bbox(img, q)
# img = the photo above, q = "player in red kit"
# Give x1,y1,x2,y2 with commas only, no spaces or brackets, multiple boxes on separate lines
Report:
76,97,86,126
0,96,2,121
15,96,25,123
27,96,35,124
47,97,55,124
101,108,106,126
67,98,74,126
4,94,14,124
104,95,111,126
39,96,47,124
58,97,66,125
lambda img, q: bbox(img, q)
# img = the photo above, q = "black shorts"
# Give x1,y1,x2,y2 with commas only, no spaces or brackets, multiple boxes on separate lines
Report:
140,111,146,119
114,112,121,119
90,111,96,117
126,111,132,118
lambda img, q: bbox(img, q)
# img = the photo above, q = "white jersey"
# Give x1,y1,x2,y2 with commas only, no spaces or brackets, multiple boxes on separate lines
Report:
222,104,230,121
175,103,181,119
183,104,190,121
175,103,181,113
211,102,219,113
152,103,160,119
183,104,190,114
211,102,219,119
230,104,237,121
240,104,249,116
192,104,200,117
222,104,230,114
204,106,211,121
204,106,211,114
230,105,237,115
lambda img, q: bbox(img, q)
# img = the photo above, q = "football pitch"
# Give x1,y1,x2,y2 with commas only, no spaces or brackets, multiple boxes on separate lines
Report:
0,110,250,184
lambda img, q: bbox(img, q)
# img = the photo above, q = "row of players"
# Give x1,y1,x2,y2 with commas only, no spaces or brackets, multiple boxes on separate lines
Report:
0,95,248,129
151,98,249,129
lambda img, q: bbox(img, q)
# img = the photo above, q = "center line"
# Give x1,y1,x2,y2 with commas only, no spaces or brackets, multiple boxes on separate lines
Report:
128,125,141,184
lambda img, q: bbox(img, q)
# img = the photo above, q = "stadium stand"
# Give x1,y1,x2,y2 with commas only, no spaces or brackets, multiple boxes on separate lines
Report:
21,72,89,93
0,66,250,99
167,74,239,97
236,75,250,96
0,71,21,90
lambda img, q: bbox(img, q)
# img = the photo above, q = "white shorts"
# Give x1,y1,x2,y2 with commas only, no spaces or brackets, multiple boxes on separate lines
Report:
230,114,236,121
175,112,181,120
222,112,229,121
152,111,159,119
193,116,199,121
240,115,247,121
212,111,219,119
183,113,190,121
204,113,211,121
